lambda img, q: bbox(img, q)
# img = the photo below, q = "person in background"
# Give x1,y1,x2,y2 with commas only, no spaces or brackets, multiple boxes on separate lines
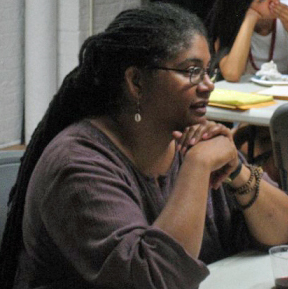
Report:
1,3,288,289
207,0,288,82
207,0,288,181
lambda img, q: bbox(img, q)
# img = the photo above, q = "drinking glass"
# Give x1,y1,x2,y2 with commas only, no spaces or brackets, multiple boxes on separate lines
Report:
269,245,288,289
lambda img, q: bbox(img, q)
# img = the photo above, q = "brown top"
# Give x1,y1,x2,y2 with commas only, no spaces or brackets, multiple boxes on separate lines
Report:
14,120,267,289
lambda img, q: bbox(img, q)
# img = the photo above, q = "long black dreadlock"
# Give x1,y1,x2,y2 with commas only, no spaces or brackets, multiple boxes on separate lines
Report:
0,3,207,288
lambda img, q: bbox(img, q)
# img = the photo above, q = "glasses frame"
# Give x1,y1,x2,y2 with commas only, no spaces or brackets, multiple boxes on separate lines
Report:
149,66,218,84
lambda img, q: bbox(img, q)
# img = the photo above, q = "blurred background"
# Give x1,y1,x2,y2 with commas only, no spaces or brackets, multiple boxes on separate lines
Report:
0,0,148,149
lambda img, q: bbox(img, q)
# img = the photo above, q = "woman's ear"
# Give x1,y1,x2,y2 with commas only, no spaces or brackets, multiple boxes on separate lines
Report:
124,66,143,98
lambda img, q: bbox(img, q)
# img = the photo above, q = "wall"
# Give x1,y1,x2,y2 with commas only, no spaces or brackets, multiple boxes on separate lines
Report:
0,0,24,148
58,0,88,85
58,0,142,91
0,0,142,148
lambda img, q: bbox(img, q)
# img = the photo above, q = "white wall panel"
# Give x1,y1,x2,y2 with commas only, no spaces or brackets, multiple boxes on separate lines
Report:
25,0,57,143
0,0,24,148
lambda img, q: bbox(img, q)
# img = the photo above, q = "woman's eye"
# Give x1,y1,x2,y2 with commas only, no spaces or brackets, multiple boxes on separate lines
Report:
189,67,201,75
184,68,194,75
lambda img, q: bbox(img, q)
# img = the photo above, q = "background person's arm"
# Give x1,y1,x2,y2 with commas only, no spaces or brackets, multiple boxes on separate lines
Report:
219,9,260,82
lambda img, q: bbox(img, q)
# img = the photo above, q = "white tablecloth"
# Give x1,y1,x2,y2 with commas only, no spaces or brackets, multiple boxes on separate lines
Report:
200,251,274,289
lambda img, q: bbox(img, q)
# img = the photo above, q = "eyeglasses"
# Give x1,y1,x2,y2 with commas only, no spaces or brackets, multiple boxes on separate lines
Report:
149,66,218,85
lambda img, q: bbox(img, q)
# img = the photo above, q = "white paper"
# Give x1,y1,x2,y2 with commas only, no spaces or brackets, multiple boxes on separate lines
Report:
257,86,288,98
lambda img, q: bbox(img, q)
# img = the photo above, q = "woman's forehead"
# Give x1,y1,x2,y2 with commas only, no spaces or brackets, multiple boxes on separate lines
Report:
169,35,210,66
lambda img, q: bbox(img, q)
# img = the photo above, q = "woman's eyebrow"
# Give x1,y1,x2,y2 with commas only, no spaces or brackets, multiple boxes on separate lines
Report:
177,58,204,67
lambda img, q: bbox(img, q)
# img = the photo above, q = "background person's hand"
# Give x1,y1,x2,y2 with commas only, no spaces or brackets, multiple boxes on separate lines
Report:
172,121,233,155
250,0,279,19
270,0,288,31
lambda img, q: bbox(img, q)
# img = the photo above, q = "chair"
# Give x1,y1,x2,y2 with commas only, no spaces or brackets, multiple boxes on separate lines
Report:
0,150,24,242
270,103,288,192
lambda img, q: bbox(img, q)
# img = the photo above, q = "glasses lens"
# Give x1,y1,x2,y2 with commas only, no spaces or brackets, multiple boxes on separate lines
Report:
190,67,218,84
190,67,202,84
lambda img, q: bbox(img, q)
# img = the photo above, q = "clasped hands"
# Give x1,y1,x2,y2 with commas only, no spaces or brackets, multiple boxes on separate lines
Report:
173,121,239,189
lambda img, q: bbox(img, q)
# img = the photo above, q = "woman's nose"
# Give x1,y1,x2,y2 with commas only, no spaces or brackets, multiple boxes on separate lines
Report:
197,73,215,92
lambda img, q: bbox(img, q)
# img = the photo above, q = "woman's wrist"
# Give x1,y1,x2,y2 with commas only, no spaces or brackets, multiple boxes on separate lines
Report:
228,163,252,188
227,159,243,182
229,165,263,211
245,8,261,24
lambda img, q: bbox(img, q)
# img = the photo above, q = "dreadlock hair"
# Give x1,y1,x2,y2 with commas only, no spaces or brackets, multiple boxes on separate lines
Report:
206,0,253,70
0,3,207,288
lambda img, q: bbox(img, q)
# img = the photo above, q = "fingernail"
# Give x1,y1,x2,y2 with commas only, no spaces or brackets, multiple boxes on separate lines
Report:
190,138,196,145
202,133,208,139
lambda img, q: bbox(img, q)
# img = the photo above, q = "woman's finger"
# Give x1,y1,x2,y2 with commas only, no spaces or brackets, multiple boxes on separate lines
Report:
203,123,234,142
173,121,233,155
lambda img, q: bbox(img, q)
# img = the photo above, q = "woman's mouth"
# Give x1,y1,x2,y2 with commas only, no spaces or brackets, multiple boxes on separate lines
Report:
190,102,208,114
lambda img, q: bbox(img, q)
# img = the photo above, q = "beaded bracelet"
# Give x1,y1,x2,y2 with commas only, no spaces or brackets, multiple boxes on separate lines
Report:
238,177,260,210
234,166,263,211
228,164,256,195
233,165,263,196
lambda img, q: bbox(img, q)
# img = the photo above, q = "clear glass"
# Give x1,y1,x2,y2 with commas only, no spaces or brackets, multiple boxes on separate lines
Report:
269,245,288,289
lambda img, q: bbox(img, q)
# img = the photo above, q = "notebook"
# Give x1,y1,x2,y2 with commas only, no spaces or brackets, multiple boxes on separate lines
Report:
209,88,275,110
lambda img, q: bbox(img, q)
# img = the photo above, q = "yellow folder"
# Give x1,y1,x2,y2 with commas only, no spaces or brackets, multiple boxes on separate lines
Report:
209,89,275,110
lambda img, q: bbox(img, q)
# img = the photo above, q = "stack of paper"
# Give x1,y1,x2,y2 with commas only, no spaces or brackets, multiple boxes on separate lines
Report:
209,88,275,110
256,86,288,100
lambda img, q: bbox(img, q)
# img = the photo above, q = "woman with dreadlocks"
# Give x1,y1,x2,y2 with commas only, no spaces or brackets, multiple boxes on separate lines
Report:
1,3,288,289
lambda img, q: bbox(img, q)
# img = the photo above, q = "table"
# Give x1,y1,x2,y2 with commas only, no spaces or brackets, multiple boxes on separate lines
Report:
200,251,275,289
206,75,288,126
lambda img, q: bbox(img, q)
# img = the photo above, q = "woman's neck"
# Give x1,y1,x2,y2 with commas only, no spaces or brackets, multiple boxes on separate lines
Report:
90,116,176,179
255,19,274,36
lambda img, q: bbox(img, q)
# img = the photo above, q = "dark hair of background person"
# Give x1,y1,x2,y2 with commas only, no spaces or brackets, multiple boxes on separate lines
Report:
0,3,207,288
205,0,253,69
150,0,216,23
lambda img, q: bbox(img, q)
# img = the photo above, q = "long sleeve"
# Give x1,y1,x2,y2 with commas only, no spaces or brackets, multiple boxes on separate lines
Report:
20,120,209,289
